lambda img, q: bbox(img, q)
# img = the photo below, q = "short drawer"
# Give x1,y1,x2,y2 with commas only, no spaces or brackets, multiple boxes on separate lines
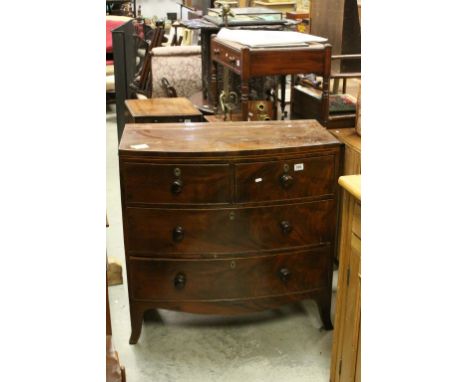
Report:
212,45,240,72
125,200,335,256
129,247,330,301
121,163,231,205
235,155,336,203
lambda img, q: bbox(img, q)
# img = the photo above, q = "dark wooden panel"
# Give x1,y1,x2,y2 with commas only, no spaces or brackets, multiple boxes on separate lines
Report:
125,200,335,255
235,155,336,203
119,120,341,157
129,247,330,301
121,162,231,205
249,48,327,77
130,115,204,124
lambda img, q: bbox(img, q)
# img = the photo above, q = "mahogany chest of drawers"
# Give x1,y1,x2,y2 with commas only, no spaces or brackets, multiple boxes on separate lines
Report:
119,119,343,344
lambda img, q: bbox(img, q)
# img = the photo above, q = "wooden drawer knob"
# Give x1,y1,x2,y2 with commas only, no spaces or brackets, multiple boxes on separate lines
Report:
173,226,184,242
171,179,183,195
280,174,294,189
280,220,292,234
174,273,186,290
279,268,291,283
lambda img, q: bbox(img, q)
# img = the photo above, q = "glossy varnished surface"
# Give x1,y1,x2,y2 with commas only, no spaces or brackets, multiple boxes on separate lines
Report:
119,120,341,156
124,200,335,256
129,247,330,301
119,120,342,343
125,98,202,118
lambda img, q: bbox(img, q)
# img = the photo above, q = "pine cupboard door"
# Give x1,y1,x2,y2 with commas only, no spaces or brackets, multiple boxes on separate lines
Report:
330,187,361,382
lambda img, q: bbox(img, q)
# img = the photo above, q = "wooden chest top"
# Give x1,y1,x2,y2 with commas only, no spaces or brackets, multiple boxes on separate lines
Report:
124,98,202,118
119,119,341,157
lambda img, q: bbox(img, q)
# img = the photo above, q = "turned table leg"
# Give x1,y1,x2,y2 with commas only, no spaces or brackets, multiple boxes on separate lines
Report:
241,79,249,121
210,60,218,111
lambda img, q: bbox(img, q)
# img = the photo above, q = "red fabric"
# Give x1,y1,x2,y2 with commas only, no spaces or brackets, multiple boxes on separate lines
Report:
106,20,127,53
106,60,114,65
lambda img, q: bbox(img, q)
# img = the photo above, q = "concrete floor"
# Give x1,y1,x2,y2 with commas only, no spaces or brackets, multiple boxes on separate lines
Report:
106,107,338,382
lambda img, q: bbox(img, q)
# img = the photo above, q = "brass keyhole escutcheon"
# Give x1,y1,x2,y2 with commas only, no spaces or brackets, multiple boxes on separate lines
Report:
230,260,236,269
283,163,290,172
229,212,235,220
174,167,181,177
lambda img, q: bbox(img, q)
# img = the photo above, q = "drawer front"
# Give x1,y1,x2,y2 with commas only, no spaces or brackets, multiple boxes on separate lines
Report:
235,155,336,203
212,44,241,73
129,247,330,301
125,200,335,255
121,163,231,205
133,115,203,124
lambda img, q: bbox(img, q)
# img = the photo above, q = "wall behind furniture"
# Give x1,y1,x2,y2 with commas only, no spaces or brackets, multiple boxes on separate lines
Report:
137,0,180,20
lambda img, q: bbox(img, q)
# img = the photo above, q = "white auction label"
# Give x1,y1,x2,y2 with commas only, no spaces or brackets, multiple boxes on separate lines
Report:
294,163,304,171
255,178,263,183
130,144,149,150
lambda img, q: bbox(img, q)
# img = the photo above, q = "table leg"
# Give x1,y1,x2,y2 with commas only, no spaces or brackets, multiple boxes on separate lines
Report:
280,75,286,120
211,61,218,112
241,80,249,121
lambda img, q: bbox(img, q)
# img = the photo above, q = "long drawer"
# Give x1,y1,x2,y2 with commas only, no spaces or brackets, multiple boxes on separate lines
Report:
235,155,336,203
125,200,335,256
121,162,231,205
129,247,330,301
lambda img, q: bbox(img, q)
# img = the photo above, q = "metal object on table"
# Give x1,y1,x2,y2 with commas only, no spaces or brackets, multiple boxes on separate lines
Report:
214,2,239,120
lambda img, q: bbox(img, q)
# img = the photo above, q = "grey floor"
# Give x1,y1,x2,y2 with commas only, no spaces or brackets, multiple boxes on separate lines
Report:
106,107,338,382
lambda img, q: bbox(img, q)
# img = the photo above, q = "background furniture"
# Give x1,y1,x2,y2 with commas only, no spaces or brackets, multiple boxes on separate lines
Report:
125,98,204,123
253,1,296,15
330,174,361,382
329,128,360,176
179,15,290,108
211,37,331,121
309,0,361,73
106,16,133,105
119,119,342,344
112,18,139,140
329,128,360,261
106,0,136,16
291,53,361,128
151,45,203,99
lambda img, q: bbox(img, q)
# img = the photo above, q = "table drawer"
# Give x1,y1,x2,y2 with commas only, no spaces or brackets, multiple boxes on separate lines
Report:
131,115,204,124
121,163,231,205
235,155,336,203
212,44,240,73
125,200,335,256
129,247,330,301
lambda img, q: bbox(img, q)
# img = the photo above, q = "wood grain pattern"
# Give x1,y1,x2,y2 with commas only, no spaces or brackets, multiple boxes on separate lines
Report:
125,98,202,117
235,155,336,203
119,121,342,344
330,176,361,382
119,119,341,156
125,200,335,256
129,247,330,301
339,174,361,201
121,162,231,205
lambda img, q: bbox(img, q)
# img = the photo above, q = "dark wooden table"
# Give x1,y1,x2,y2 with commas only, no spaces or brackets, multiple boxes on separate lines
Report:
210,37,330,120
125,98,204,123
179,18,293,105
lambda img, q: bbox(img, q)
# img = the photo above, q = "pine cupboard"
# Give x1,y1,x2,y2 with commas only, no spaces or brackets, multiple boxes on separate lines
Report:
330,175,361,382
